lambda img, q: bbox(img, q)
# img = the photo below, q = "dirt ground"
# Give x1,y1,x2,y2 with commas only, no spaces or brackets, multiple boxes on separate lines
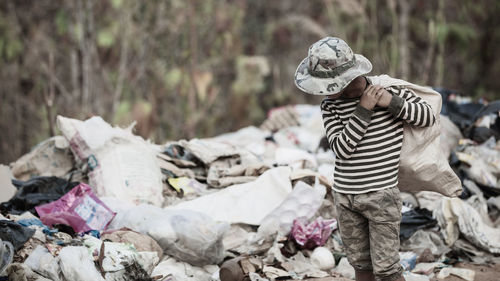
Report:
430,262,500,281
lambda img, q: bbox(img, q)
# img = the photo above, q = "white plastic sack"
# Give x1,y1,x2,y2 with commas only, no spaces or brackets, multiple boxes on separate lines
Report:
168,167,292,225
109,204,228,266
57,115,163,207
435,197,500,253
58,246,105,281
258,181,326,237
368,75,462,197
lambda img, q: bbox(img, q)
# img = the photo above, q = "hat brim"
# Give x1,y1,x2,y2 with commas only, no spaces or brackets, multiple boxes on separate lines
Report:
294,54,373,96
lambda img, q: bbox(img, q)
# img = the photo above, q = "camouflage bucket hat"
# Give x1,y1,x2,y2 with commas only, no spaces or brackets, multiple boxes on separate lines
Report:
294,37,372,96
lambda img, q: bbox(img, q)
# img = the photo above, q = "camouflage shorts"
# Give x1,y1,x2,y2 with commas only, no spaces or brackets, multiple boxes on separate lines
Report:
333,187,403,281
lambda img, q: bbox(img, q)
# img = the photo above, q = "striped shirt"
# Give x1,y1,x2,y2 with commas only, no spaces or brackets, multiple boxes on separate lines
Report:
321,86,436,194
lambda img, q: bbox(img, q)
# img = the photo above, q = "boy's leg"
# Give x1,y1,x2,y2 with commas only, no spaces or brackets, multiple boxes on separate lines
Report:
333,191,374,278
362,187,404,281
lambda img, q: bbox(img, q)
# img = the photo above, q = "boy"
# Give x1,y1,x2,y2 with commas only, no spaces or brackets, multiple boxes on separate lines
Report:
294,37,435,281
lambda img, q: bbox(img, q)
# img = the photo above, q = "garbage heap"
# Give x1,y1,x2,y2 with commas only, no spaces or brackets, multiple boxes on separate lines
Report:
1,95,500,281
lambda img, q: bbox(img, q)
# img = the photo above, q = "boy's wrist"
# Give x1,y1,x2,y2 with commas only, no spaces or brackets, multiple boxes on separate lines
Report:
388,95,405,116
354,104,373,123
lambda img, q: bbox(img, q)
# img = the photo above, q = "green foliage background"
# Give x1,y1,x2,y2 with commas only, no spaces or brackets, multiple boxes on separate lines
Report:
1,0,499,163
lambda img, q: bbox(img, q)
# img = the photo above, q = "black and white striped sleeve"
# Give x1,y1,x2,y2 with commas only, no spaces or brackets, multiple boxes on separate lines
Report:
321,99,373,160
387,87,436,127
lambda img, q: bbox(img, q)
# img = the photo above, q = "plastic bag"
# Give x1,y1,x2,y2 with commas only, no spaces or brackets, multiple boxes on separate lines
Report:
333,257,355,280
109,204,228,266
258,181,326,237
290,217,336,249
0,176,79,215
35,183,115,233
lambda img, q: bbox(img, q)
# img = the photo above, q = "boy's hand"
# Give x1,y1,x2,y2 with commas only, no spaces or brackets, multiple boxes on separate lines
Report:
359,85,383,110
376,89,392,108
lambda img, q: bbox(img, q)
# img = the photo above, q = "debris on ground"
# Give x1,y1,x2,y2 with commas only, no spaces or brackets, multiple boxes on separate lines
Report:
1,95,500,280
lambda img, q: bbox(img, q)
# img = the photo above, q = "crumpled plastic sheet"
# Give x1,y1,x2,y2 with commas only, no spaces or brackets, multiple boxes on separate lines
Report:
456,137,500,188
0,239,14,275
0,220,35,251
290,217,336,248
58,246,106,281
17,218,58,236
168,167,292,226
437,267,475,281
400,229,450,256
10,136,75,181
435,197,500,254
400,208,437,240
151,257,215,281
109,204,228,266
5,263,52,281
23,245,63,280
101,229,164,261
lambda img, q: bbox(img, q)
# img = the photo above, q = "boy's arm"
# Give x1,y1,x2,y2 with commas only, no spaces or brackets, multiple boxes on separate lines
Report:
321,99,373,160
387,87,436,127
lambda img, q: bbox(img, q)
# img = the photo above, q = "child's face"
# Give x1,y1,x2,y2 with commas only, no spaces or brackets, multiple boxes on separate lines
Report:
329,76,367,99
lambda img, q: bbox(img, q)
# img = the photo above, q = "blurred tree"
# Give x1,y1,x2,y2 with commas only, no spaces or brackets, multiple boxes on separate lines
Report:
0,0,499,163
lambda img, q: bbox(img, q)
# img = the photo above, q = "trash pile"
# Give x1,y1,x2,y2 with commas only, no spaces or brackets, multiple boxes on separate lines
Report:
0,94,499,281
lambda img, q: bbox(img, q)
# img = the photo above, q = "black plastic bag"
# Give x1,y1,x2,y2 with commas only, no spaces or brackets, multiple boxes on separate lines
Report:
0,176,79,215
0,220,35,251
400,208,437,240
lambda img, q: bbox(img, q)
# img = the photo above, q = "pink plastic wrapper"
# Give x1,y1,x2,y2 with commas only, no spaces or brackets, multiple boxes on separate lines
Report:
290,217,337,248
35,183,116,233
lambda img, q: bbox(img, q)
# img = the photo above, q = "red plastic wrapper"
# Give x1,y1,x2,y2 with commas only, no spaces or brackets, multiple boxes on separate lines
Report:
35,183,116,233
